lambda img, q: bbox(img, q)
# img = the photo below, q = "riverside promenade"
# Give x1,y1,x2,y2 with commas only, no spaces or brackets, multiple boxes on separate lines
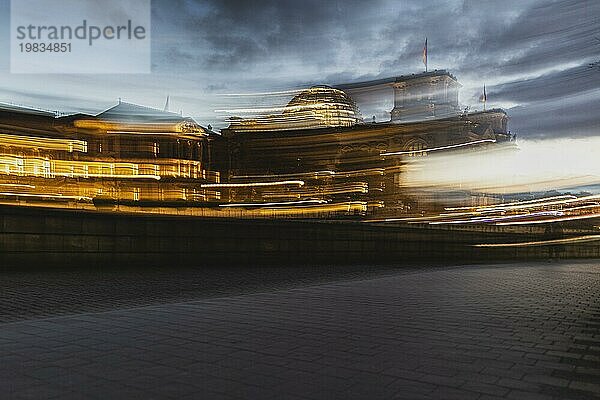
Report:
1,262,599,399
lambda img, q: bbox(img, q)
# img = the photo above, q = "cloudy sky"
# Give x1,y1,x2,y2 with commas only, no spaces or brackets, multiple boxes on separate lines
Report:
0,0,598,136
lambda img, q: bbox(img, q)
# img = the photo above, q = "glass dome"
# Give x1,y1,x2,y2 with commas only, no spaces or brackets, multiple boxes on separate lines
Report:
283,86,362,128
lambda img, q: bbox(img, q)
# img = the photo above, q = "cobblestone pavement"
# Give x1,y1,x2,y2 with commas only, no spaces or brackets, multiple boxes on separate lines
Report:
1,261,599,399
0,264,411,323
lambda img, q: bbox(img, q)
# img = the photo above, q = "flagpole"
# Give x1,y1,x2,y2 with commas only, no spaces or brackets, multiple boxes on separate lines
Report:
483,85,486,111
422,38,428,72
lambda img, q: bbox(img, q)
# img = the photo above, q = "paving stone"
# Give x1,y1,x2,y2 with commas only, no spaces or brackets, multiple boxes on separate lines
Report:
506,389,555,400
1,261,599,399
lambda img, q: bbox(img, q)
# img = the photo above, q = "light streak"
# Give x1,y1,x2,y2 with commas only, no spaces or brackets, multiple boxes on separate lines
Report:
0,183,36,188
50,172,161,180
474,235,600,248
216,89,304,97
428,211,564,225
219,200,328,207
231,168,385,180
216,102,358,114
0,133,87,152
260,182,369,197
200,180,305,188
496,213,600,226
0,192,92,201
232,170,336,179
444,195,578,211
381,139,496,156
473,195,600,212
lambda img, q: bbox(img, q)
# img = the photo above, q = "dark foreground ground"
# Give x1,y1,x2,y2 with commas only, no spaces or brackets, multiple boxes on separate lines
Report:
1,261,599,399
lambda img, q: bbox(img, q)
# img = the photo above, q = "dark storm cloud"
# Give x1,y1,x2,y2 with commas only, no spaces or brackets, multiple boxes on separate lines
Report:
476,0,600,139
454,0,599,76
492,65,600,104
508,93,600,138
152,0,599,99
0,0,598,136
152,0,380,70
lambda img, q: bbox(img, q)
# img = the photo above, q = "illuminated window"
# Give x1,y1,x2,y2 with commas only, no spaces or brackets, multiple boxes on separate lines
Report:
133,188,140,201
43,159,51,178
153,142,159,156
16,157,24,175
407,140,428,157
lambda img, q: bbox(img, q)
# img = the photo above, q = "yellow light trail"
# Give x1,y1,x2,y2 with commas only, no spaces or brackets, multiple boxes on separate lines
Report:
474,234,600,248
50,172,161,180
232,171,336,179
0,133,87,153
231,167,385,180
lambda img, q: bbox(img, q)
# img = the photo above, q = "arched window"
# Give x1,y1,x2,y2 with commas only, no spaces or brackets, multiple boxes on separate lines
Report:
406,139,428,157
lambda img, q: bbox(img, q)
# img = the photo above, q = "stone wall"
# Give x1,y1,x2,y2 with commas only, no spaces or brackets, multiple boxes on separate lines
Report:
0,205,598,268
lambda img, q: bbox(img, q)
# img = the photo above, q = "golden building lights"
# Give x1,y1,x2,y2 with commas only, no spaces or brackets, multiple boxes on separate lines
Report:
1,70,598,226
0,133,88,152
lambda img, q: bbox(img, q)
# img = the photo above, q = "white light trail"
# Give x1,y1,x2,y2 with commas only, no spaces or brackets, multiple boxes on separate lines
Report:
402,137,600,194
219,200,328,207
200,180,305,188
381,139,496,156
0,192,92,201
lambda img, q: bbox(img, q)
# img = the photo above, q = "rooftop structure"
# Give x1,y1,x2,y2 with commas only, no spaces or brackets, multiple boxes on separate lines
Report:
337,70,461,122
72,101,207,135
226,86,362,133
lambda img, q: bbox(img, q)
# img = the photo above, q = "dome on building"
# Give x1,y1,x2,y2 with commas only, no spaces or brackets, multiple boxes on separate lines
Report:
283,85,362,128
225,85,362,133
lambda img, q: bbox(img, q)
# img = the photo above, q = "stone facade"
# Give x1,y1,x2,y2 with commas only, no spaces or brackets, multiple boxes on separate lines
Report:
390,71,462,121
